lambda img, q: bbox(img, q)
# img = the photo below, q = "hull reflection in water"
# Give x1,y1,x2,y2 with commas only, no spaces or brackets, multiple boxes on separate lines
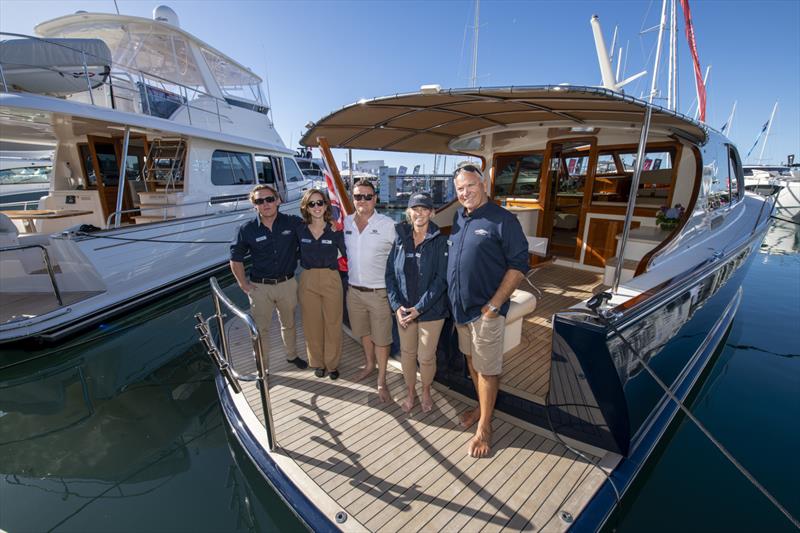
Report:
0,277,283,532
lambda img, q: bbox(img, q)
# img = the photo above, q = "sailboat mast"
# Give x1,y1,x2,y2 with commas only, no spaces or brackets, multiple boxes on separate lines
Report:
668,0,678,110
470,0,480,88
759,101,779,162
649,0,668,103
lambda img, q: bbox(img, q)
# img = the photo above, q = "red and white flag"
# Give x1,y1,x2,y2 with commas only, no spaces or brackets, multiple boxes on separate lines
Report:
323,168,345,231
323,168,348,271
679,0,706,122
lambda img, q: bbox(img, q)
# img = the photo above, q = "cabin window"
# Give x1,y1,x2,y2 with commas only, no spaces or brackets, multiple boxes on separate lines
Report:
493,153,544,198
283,158,305,183
591,148,675,206
728,145,744,202
707,145,733,210
211,150,255,186
79,142,122,187
255,155,276,184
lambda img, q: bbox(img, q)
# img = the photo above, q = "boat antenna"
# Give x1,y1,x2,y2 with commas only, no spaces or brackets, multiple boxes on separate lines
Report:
470,0,480,87
758,101,779,163
261,42,275,124
720,100,736,136
112,0,120,14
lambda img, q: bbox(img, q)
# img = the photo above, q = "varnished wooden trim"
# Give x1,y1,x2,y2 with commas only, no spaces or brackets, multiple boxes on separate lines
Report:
635,144,702,275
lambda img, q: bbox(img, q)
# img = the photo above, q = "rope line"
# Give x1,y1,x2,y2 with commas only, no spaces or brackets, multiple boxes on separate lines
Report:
78,232,231,244
590,300,800,529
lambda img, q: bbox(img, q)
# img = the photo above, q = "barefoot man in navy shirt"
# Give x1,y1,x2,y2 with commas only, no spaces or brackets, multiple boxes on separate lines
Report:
447,163,528,458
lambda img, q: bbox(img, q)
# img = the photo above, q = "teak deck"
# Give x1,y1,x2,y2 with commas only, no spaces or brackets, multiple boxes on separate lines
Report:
502,264,607,403
223,264,616,532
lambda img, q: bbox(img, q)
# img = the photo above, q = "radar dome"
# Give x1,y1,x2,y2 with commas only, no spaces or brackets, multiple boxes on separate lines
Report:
153,5,179,27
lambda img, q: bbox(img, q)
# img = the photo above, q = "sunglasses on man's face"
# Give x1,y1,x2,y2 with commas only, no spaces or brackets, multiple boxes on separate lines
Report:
308,200,326,208
253,196,276,205
353,193,375,201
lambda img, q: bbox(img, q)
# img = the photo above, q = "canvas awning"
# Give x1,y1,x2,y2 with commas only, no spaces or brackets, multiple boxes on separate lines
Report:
301,85,708,154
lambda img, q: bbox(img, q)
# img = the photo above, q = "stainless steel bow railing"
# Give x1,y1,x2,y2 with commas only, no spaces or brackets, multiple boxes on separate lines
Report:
194,276,277,450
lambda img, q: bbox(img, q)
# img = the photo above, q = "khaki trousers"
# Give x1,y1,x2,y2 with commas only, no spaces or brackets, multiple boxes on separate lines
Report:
248,278,298,365
299,269,343,371
397,318,445,388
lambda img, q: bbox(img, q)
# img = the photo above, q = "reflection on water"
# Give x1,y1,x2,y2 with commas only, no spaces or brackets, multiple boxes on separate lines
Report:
0,280,302,532
609,217,800,531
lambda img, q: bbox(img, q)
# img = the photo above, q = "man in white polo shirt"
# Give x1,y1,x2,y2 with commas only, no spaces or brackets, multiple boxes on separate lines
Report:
344,179,397,403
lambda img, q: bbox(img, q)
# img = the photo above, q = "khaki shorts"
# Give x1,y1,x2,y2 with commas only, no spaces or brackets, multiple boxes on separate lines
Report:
456,314,506,376
346,287,393,347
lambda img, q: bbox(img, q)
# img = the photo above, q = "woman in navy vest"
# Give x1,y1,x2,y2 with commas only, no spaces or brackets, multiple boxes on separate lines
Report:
386,193,449,413
297,189,346,379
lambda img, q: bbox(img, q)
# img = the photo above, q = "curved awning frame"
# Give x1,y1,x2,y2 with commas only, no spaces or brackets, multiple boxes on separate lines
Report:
301,85,709,154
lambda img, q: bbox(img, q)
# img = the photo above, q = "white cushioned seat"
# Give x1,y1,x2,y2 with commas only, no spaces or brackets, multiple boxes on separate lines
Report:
503,289,537,354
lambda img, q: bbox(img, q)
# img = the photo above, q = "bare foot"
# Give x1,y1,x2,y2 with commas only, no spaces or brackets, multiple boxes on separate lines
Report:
467,426,492,458
353,366,374,382
377,385,391,403
421,392,434,413
401,393,416,413
459,407,480,429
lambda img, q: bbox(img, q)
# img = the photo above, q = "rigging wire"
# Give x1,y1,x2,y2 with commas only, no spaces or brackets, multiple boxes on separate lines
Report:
771,214,800,225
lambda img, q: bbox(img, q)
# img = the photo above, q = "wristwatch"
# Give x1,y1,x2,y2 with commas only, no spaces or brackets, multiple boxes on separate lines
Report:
487,303,499,314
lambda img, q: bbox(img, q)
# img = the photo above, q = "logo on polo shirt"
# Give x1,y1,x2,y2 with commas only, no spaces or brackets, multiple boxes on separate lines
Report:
322,239,332,245
301,238,312,243
281,230,293,235
345,230,353,235
370,229,379,234
474,229,490,236
256,236,267,242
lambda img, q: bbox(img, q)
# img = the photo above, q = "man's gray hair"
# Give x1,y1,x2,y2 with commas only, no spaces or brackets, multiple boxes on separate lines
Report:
453,162,485,182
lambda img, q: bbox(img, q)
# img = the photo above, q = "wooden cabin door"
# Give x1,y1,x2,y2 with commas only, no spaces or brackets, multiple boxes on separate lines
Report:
539,139,597,258
86,135,139,224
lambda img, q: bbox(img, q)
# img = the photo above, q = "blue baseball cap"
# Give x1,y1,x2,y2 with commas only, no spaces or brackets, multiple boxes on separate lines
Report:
408,192,433,210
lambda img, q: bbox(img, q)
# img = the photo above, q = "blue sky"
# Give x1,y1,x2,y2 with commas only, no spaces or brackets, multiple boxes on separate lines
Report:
2,0,798,171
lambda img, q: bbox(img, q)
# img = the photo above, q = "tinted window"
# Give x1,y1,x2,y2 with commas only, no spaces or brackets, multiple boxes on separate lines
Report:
728,146,743,202
283,157,305,183
255,155,276,184
494,153,543,198
211,150,254,186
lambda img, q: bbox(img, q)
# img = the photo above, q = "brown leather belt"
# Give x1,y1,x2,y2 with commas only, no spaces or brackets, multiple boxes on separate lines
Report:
251,273,294,284
349,284,383,292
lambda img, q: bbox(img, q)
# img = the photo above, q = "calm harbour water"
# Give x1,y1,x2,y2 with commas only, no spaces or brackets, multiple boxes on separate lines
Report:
0,217,797,532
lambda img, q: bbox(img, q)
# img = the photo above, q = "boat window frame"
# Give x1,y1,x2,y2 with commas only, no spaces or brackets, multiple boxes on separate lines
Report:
491,150,547,200
727,144,745,204
589,142,681,208
210,149,256,186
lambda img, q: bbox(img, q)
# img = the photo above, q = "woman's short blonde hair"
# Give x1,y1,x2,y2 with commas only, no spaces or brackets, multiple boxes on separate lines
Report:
300,188,331,224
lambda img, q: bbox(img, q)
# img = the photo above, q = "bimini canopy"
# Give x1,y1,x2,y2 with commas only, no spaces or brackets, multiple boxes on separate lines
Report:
300,85,708,154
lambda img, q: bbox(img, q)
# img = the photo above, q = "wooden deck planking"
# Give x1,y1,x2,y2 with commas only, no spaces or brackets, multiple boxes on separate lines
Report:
223,263,615,532
500,264,605,400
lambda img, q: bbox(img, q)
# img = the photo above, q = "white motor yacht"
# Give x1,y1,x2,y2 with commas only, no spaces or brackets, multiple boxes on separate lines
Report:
743,165,800,220
0,6,317,346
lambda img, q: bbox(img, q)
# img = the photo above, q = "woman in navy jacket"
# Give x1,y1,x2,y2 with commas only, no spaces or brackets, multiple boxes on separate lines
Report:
386,193,449,413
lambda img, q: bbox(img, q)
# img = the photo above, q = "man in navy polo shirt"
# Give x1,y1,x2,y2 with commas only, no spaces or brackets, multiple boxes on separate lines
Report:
230,184,308,370
447,163,528,458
